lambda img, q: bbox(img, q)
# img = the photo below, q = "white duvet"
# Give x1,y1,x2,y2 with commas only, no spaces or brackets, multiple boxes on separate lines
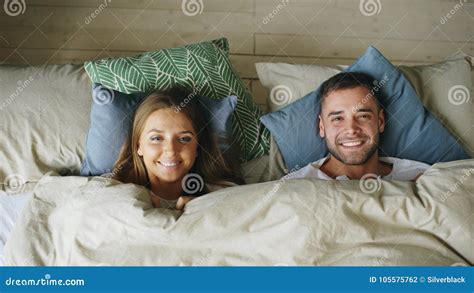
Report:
4,160,474,266
0,191,32,266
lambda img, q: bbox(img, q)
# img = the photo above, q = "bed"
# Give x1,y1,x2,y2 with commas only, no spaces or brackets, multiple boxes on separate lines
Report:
0,41,473,266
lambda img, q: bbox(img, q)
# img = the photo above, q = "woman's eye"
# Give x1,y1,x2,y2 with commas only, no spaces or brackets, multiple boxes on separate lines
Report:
178,136,192,143
150,136,162,142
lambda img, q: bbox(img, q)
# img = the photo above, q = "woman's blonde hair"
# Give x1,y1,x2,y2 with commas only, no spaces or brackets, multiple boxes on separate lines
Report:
112,88,243,195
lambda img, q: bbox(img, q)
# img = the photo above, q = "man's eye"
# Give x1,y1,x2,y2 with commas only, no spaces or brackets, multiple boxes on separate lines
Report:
332,117,342,122
178,137,192,143
359,114,370,119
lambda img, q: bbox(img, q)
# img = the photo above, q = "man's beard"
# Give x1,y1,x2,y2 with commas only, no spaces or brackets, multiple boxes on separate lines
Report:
325,133,379,165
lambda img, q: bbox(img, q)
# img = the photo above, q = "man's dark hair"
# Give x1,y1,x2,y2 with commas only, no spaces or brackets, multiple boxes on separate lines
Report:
319,72,380,110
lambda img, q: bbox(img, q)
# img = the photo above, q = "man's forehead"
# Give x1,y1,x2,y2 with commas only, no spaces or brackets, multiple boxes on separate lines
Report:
321,87,378,112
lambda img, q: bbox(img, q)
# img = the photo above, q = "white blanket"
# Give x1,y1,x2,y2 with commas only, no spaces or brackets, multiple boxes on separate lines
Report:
0,191,33,266
5,160,473,266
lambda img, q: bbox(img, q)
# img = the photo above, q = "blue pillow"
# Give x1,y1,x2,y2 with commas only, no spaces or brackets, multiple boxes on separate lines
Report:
80,83,238,176
260,46,470,170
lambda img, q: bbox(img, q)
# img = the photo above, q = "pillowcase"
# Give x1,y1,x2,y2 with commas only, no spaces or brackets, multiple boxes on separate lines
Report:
81,83,238,176
240,136,288,184
84,38,269,162
257,57,473,159
0,64,91,194
256,63,346,112
260,46,470,170
398,59,473,156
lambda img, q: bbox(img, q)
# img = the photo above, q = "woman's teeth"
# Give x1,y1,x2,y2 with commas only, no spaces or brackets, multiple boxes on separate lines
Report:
159,161,180,167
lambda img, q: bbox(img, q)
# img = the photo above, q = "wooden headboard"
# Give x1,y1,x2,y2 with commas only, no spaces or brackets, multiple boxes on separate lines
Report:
0,0,472,110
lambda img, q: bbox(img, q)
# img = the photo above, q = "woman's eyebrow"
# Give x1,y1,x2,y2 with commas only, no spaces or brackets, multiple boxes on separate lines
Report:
146,129,195,135
147,128,162,134
178,130,195,135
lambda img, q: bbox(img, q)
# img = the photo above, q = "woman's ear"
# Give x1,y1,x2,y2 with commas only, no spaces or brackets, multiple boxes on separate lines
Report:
137,145,143,156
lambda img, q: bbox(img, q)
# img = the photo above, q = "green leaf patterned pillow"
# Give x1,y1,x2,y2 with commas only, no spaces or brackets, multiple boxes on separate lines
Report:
84,38,269,161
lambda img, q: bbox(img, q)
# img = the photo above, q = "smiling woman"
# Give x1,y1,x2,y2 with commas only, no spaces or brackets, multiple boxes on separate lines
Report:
112,88,243,210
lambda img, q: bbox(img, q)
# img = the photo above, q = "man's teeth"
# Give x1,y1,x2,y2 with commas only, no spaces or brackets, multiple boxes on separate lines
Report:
160,162,179,167
341,141,363,147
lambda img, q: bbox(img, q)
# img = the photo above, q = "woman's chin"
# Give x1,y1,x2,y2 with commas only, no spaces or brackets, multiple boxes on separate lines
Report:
151,169,187,184
155,173,183,183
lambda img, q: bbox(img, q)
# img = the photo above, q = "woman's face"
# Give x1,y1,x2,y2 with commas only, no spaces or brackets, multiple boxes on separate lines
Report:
138,108,198,185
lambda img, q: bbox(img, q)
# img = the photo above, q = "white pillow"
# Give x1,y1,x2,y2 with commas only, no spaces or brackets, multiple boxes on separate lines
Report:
256,63,346,112
0,64,92,194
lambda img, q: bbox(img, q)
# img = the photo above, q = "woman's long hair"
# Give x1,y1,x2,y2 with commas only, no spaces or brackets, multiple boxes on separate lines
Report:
112,87,243,195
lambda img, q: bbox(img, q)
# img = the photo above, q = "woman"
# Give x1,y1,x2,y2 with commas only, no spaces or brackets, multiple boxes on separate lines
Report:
113,88,243,210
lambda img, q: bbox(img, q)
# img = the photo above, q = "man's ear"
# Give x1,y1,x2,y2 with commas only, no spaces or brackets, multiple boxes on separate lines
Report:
318,115,325,138
378,108,385,133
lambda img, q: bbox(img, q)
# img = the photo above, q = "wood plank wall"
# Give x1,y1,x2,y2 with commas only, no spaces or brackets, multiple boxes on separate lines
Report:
0,0,472,110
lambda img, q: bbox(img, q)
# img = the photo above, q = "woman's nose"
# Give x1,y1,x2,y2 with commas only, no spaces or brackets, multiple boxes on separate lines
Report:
163,140,177,154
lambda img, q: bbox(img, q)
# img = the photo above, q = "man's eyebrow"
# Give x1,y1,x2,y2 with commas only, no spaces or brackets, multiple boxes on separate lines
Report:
327,110,343,117
146,129,195,134
355,108,374,113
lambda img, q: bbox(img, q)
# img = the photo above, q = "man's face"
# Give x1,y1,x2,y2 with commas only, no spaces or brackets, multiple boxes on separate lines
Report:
319,86,385,165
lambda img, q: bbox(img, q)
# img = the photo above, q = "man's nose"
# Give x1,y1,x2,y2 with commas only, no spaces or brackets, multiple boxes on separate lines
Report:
345,118,361,134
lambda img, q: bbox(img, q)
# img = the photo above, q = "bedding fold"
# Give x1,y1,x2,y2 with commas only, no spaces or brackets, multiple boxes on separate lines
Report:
5,160,473,266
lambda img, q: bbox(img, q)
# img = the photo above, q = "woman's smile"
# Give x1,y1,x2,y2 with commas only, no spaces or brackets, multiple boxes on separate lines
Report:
156,160,183,169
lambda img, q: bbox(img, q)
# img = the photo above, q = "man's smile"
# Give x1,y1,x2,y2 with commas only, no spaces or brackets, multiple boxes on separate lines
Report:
337,137,369,150
339,140,364,147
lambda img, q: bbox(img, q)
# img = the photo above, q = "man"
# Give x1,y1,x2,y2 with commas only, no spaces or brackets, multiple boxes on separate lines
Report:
290,72,430,181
